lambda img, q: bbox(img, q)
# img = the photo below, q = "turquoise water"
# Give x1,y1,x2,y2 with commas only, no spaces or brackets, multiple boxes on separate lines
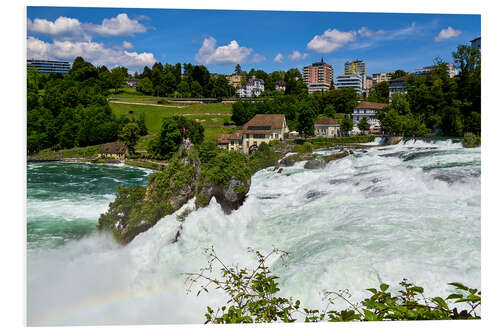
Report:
27,140,480,326
27,162,151,250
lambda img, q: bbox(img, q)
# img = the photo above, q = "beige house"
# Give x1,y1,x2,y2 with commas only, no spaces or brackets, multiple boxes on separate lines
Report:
217,114,289,154
97,142,129,160
217,132,243,151
315,117,340,137
225,74,243,89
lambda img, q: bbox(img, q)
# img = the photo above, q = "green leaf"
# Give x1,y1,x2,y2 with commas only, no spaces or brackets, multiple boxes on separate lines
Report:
432,297,449,310
449,282,468,290
446,293,463,300
380,283,389,292
363,309,378,321
367,288,378,294
412,286,424,294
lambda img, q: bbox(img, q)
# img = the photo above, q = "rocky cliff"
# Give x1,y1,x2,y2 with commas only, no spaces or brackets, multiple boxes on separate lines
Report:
98,147,252,244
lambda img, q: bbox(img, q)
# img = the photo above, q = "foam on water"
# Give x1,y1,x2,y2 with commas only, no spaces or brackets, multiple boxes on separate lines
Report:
26,140,481,325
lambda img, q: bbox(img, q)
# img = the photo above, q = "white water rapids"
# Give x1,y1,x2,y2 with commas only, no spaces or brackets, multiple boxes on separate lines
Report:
27,139,481,326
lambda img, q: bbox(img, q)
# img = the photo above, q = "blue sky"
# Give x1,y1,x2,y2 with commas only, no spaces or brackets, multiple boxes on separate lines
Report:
26,7,480,77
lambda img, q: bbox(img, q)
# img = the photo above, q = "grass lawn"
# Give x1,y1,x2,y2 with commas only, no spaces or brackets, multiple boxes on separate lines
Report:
110,101,235,145
108,87,151,98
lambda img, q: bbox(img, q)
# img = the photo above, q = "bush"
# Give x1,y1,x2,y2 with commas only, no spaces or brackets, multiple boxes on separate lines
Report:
157,99,169,104
463,132,481,148
201,150,252,186
303,142,313,153
197,141,219,163
186,248,481,324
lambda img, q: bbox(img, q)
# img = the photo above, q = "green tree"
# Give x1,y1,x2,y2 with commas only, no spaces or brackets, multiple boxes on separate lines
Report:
119,123,140,154
191,81,203,98
381,108,403,135
367,81,389,103
391,69,407,79
70,56,98,82
234,64,242,75
177,80,191,97
340,118,354,134
137,77,154,95
358,117,370,131
389,92,411,115
147,117,183,159
110,66,127,92
164,72,177,95
137,112,148,136
197,141,218,163
297,103,316,136
324,104,336,118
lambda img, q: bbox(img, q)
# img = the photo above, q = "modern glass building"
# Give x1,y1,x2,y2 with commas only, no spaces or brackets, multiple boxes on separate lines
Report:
336,74,363,95
27,59,71,74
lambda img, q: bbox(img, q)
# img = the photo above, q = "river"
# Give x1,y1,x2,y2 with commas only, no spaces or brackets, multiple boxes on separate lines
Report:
26,139,481,326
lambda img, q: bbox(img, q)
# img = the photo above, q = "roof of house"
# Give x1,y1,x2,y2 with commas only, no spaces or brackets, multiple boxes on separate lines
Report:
217,134,231,144
315,117,339,125
217,131,242,144
354,101,388,110
242,114,286,134
99,142,128,154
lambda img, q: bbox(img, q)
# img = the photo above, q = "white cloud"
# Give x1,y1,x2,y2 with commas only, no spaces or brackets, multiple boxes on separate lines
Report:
195,36,253,65
26,36,52,59
307,23,419,53
274,53,284,63
27,17,88,40
88,13,147,36
27,13,149,40
26,36,156,68
289,50,309,60
122,41,133,49
357,26,374,38
307,29,356,53
435,26,462,42
252,53,266,63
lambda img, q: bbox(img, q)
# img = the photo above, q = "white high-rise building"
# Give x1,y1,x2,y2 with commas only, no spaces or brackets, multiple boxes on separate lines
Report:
336,74,364,95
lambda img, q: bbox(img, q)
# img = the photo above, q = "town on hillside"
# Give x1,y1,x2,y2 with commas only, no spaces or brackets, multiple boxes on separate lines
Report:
27,36,480,163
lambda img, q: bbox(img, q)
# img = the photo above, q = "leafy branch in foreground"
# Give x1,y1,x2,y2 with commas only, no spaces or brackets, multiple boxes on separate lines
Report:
185,247,481,323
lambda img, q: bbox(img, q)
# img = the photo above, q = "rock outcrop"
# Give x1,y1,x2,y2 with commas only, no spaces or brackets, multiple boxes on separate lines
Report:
304,158,325,169
196,177,251,214
384,136,404,145
98,147,252,244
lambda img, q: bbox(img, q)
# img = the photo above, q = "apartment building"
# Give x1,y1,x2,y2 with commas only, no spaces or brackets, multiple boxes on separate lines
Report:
414,63,458,78
27,59,71,75
470,37,481,51
344,60,366,75
302,58,334,94
372,72,393,85
389,76,408,101
336,74,364,95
